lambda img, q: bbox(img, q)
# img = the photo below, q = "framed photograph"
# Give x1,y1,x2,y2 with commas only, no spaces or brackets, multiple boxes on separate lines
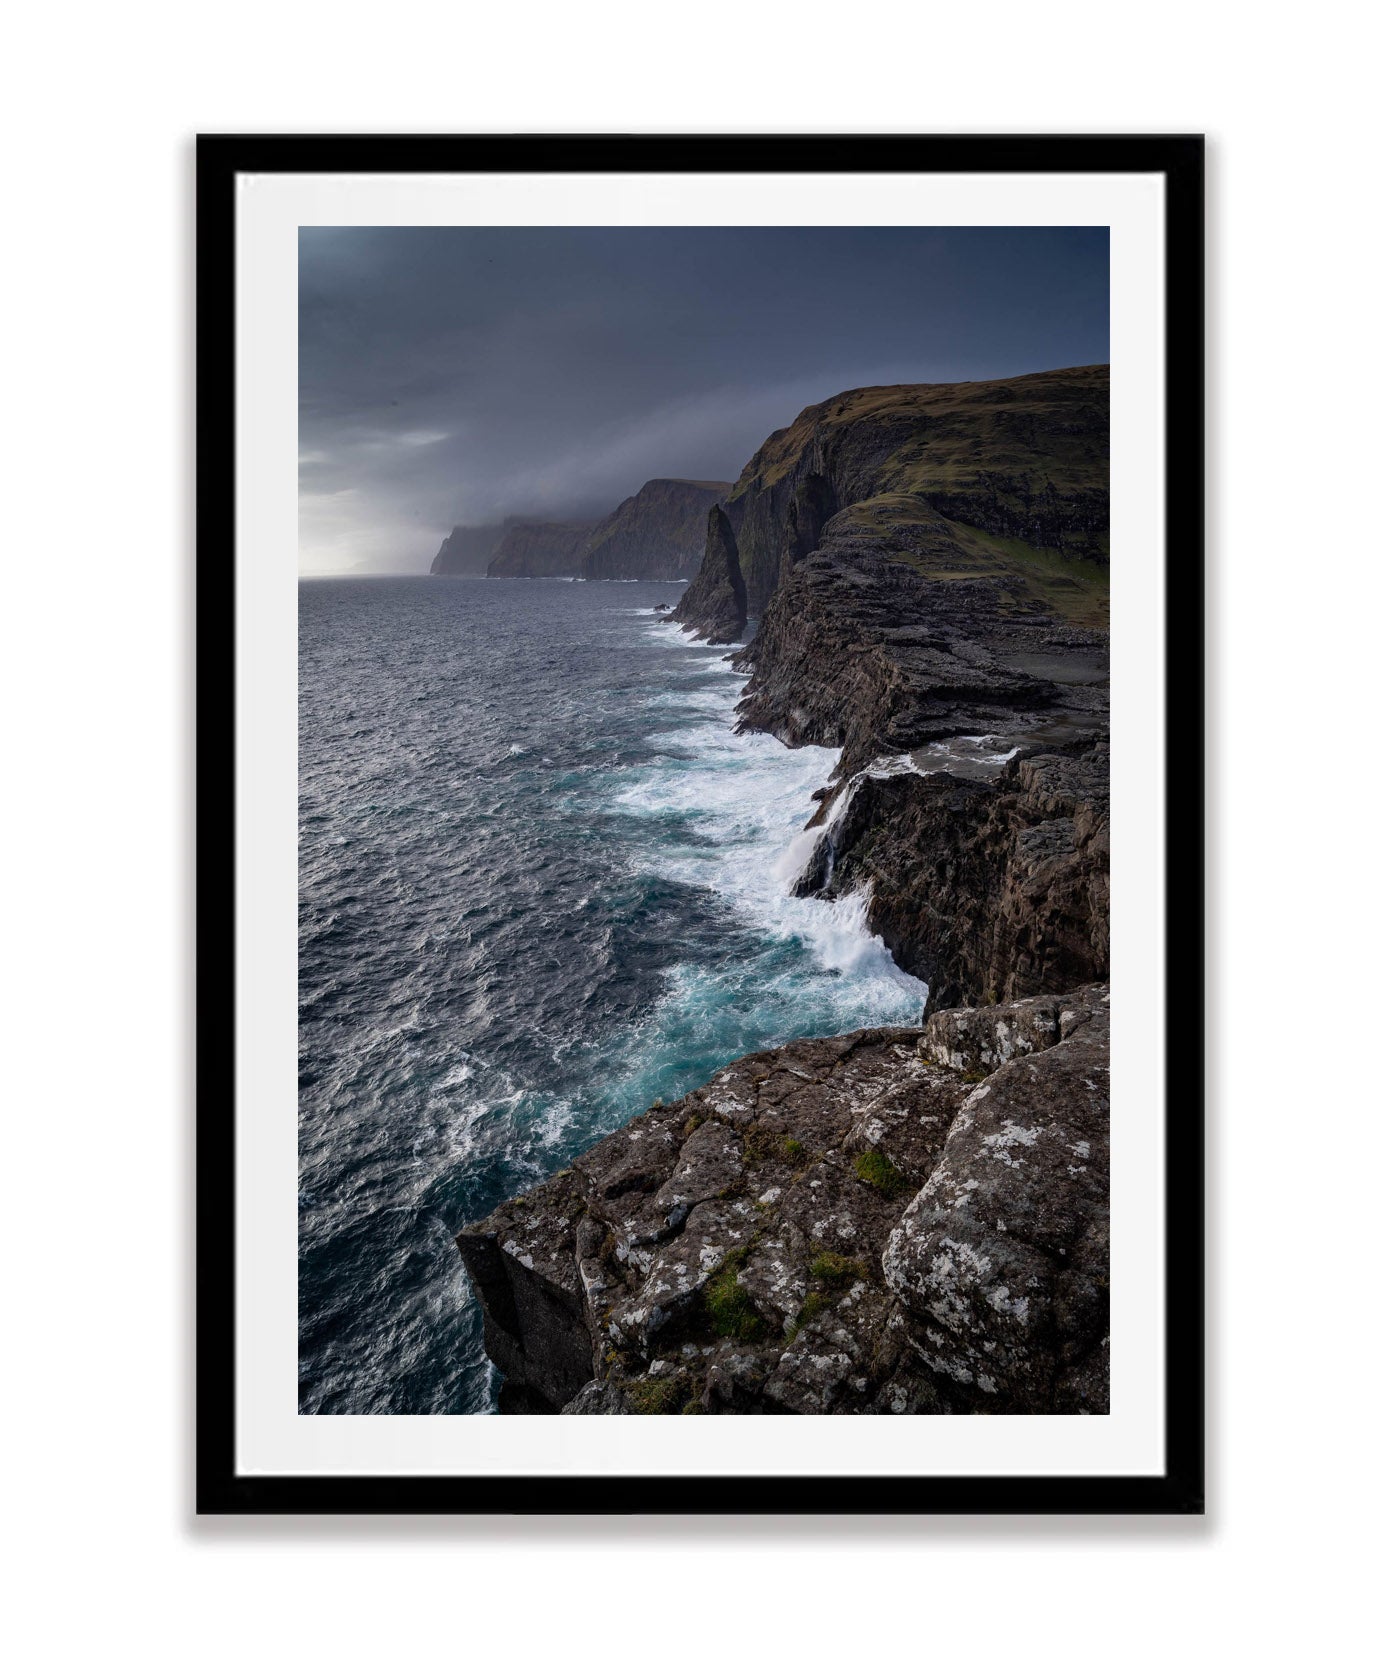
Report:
197,134,1203,1515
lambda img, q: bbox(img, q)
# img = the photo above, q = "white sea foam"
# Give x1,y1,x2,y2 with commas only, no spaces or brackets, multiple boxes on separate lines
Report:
773,815,825,886
643,618,706,648
648,683,737,717
868,736,1019,779
643,618,748,652
864,752,920,779
614,661,923,1019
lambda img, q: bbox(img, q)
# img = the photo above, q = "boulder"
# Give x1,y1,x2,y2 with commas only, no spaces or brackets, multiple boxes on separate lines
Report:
457,988,1109,1414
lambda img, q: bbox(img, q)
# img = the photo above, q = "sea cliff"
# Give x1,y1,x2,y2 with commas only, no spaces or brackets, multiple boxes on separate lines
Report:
582,477,732,580
458,365,1111,1414
485,519,598,578
428,522,508,576
430,477,732,582
670,364,1107,642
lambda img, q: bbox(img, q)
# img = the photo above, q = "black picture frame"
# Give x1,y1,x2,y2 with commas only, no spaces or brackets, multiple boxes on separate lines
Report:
196,133,1204,1517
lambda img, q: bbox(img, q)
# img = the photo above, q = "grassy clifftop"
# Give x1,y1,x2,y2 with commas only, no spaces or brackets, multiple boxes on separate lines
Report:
830,497,1108,628
735,365,1107,506
684,364,1108,630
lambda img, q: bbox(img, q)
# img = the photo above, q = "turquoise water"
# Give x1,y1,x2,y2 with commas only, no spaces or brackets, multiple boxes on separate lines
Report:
298,576,923,1412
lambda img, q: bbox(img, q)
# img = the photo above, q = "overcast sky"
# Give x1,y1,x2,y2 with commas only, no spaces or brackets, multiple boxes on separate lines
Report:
298,226,1107,575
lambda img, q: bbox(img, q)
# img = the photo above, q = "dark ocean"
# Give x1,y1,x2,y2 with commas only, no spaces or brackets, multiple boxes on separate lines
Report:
298,575,924,1413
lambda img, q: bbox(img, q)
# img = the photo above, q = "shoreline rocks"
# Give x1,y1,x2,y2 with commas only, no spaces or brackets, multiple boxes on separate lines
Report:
457,987,1109,1415
664,504,747,643
456,365,1111,1415
794,742,1108,1012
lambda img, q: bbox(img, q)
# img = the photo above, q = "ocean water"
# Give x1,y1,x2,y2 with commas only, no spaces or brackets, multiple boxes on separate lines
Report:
298,575,925,1413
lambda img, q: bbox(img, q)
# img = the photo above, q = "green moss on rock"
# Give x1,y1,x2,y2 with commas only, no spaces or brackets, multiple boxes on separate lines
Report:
704,1260,767,1342
854,1149,908,1197
809,1250,869,1288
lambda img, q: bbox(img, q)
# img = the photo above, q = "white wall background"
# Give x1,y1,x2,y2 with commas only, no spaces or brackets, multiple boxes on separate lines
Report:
3,4,1393,1675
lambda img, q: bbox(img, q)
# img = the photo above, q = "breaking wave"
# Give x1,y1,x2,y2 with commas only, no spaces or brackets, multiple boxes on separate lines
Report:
298,577,922,1417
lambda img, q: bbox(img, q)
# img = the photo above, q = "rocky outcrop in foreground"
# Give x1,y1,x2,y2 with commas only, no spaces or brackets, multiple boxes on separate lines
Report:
457,364,1111,1414
458,986,1108,1415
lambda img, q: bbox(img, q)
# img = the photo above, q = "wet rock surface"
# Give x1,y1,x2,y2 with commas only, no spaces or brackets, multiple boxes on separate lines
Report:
457,986,1108,1414
458,367,1111,1415
796,740,1108,1012
666,504,748,643
734,540,1105,778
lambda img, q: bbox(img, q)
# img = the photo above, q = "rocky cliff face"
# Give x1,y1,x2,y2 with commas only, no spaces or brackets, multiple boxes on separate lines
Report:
428,522,508,576
797,746,1108,1014
457,364,1111,1415
458,985,1108,1415
734,550,1057,772
733,532,1108,1010
582,478,731,580
671,364,1108,639
664,505,748,643
428,478,731,582
485,520,598,578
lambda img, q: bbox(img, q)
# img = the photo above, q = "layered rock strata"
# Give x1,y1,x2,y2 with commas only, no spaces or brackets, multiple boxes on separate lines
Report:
458,365,1111,1415
731,519,1108,1012
670,364,1108,639
457,986,1108,1415
485,519,597,578
582,478,731,580
665,505,748,643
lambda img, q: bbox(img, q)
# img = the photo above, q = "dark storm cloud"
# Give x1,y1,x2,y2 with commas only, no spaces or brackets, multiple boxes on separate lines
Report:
298,226,1107,574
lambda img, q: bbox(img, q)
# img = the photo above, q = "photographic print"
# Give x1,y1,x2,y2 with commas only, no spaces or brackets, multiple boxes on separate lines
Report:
200,137,1202,1512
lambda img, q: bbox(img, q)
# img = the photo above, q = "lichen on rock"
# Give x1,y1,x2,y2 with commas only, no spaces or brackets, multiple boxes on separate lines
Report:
458,989,1108,1415
458,365,1111,1416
